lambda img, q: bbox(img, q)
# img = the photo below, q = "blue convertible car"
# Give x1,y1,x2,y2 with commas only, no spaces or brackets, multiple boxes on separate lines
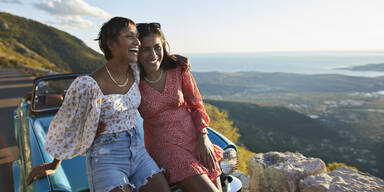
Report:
12,74,241,192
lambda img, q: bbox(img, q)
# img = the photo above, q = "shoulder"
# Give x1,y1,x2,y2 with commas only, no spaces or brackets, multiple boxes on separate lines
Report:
89,66,106,85
72,75,97,88
67,75,99,97
164,65,182,80
175,65,186,74
174,65,193,79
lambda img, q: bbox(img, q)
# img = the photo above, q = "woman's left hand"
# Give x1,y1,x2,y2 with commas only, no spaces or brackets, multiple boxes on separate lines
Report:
196,133,217,170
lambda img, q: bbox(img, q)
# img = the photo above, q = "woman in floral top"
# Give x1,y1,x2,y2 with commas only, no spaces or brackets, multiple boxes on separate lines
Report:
137,23,224,192
26,17,171,192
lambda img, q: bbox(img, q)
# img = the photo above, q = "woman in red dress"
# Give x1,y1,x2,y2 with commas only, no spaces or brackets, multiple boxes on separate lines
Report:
137,23,224,192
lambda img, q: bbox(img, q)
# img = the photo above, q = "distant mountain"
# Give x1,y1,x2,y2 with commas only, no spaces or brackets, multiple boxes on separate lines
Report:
337,63,384,72
193,71,384,95
0,12,104,73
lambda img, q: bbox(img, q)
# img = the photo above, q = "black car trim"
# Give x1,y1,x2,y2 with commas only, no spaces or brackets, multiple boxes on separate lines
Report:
30,73,82,115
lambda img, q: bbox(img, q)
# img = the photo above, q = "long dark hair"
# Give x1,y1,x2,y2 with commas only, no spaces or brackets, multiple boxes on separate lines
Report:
137,23,178,77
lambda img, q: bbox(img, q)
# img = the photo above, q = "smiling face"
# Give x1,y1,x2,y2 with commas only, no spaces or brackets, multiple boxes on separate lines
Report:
108,24,140,63
138,33,164,74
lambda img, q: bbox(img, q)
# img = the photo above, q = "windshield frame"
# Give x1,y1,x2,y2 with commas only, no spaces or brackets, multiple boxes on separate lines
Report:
31,74,80,113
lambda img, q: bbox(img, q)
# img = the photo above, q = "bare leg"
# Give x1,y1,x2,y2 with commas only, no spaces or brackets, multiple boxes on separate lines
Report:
176,174,220,192
139,172,171,192
109,184,132,192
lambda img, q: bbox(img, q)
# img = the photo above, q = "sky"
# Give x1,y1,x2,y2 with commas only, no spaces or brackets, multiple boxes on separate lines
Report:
1,0,384,54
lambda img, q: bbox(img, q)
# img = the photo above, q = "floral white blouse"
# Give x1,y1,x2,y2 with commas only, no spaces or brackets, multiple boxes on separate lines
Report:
44,63,140,160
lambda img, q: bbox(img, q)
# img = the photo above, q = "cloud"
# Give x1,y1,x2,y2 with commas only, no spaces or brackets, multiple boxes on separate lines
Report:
0,0,21,4
34,0,111,29
35,0,111,19
46,15,95,29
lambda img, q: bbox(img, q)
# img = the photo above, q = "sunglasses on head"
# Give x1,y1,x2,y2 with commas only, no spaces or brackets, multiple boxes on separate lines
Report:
136,22,161,32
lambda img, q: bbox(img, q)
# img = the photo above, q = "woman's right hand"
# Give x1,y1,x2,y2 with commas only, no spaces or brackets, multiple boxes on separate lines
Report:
196,133,217,170
26,159,61,185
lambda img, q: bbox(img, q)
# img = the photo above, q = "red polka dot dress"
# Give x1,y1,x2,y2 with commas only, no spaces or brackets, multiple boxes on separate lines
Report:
139,66,223,184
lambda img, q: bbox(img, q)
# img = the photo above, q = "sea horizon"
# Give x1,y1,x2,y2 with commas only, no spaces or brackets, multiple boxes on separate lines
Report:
186,50,384,77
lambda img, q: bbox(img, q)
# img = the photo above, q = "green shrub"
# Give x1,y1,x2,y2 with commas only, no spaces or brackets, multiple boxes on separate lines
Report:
327,162,358,172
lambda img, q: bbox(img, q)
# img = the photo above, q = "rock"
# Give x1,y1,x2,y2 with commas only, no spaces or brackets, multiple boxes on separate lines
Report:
299,167,384,192
299,173,332,192
15,43,35,56
248,151,327,192
16,47,34,56
232,170,250,191
0,21,8,30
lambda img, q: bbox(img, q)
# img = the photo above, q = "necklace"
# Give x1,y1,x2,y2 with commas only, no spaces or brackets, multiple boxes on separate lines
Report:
105,65,129,87
144,70,163,84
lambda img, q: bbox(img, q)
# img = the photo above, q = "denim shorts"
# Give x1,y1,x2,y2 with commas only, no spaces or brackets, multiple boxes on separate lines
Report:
86,128,164,192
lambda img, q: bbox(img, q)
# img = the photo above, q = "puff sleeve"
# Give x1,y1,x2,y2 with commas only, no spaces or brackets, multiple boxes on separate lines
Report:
181,67,209,134
44,76,102,159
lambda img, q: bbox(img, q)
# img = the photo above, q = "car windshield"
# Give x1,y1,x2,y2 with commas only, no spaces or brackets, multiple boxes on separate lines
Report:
32,77,75,111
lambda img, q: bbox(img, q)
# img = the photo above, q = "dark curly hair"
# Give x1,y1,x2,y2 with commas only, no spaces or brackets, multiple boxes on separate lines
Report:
96,17,135,60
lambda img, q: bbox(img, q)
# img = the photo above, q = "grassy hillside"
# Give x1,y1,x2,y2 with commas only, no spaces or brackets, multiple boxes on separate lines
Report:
0,37,59,71
0,12,104,73
205,104,255,174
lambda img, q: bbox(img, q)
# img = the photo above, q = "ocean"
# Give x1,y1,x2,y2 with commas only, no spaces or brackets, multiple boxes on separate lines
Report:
186,51,384,77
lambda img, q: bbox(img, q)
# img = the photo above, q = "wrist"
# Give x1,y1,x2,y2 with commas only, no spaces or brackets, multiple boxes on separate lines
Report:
50,159,62,169
200,127,208,135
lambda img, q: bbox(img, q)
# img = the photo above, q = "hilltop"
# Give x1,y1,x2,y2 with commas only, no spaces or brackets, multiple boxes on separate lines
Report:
338,63,384,72
0,12,105,73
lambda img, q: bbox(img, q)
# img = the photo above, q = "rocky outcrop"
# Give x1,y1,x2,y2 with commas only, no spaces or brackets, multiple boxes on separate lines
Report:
248,152,326,192
0,20,8,30
11,42,38,57
247,152,384,192
16,46,35,56
299,167,384,192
